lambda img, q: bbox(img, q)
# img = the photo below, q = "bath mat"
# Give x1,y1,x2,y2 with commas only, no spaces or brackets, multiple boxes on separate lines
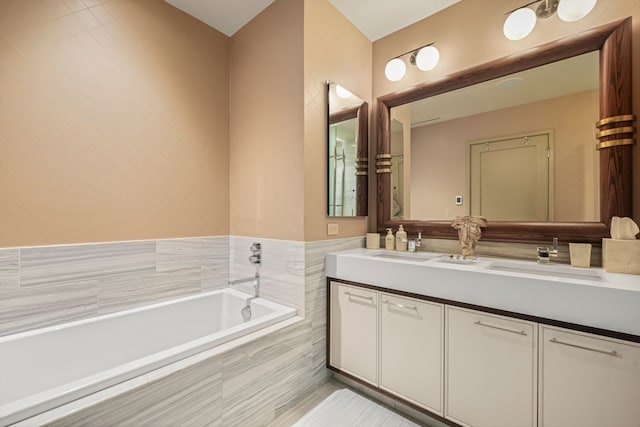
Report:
292,388,421,427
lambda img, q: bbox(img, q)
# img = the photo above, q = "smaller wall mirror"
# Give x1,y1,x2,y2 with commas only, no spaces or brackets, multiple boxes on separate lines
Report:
327,81,368,217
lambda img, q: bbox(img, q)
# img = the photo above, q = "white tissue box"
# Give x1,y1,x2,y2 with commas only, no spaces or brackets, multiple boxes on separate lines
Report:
602,238,640,274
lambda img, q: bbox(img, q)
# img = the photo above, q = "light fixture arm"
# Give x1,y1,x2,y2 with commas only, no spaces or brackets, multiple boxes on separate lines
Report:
536,0,559,18
389,42,435,61
505,0,541,15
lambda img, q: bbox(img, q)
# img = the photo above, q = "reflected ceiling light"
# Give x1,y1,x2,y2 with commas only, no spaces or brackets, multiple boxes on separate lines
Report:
503,0,597,40
384,43,438,82
384,58,407,82
411,45,440,71
335,84,353,99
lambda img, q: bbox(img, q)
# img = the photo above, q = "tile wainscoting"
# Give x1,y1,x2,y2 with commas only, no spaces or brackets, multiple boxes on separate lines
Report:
2,236,364,426
0,237,229,336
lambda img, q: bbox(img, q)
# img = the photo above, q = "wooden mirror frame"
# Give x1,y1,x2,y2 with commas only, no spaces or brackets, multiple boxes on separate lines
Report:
376,18,633,244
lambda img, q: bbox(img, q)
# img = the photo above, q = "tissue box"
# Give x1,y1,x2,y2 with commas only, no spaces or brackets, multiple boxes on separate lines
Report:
602,238,640,274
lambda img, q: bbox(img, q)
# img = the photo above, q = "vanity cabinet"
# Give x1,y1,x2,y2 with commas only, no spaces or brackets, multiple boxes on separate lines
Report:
329,281,378,385
539,325,640,427
445,307,538,427
328,276,640,427
379,292,444,415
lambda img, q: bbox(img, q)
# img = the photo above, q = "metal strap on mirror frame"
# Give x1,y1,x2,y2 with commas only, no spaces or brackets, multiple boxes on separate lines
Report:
375,153,392,174
595,114,636,150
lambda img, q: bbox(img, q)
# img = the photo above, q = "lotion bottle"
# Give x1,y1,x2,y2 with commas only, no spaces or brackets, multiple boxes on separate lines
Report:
396,224,408,251
385,228,395,250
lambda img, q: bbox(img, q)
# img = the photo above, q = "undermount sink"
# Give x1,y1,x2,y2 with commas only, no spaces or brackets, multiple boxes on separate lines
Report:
487,262,607,282
435,254,479,265
372,252,434,262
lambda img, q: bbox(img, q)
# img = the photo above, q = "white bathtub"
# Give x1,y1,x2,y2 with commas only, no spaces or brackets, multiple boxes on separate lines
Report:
0,288,296,426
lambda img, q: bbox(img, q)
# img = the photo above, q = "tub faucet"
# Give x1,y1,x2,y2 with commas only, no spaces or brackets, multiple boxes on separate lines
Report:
229,242,262,301
537,238,558,263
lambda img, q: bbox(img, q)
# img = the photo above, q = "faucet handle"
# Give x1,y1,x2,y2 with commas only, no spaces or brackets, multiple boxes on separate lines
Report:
537,246,551,263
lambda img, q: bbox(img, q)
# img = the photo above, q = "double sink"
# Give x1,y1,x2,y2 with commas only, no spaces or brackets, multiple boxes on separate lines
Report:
326,248,640,336
372,251,606,282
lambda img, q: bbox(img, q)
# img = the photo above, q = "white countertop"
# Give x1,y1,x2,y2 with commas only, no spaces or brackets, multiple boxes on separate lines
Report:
326,248,640,337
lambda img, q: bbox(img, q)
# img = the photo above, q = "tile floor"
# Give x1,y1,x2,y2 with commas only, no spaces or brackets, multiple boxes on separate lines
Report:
268,377,433,427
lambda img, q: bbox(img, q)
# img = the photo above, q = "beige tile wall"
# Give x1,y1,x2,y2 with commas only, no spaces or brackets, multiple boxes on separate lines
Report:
0,0,230,247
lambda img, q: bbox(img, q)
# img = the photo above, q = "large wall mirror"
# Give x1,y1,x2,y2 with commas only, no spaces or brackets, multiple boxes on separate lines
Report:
377,18,634,244
328,81,368,217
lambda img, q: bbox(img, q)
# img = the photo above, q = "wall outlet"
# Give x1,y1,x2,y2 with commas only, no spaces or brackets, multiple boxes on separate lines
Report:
327,223,339,236
455,195,463,206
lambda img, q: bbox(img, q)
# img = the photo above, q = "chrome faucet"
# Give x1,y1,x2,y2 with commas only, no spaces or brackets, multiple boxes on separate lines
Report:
408,232,422,253
537,238,558,263
229,242,261,302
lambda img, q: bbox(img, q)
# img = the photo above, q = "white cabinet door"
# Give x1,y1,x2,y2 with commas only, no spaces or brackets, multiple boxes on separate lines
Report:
540,325,640,427
329,281,378,385
445,307,537,427
380,293,444,415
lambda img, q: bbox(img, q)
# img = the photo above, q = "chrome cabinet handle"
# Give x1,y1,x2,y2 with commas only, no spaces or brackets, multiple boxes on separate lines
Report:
344,291,374,302
549,337,622,358
383,300,417,311
474,320,527,336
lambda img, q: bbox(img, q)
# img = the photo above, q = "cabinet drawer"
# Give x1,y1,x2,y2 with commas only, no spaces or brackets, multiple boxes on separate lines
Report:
380,293,444,414
445,307,537,427
540,325,640,427
329,282,378,385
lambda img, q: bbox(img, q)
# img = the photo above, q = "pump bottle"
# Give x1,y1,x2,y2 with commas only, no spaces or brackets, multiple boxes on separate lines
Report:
395,224,408,251
385,228,395,250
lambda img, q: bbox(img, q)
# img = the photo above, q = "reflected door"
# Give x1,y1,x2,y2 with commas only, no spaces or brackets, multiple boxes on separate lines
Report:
470,133,551,221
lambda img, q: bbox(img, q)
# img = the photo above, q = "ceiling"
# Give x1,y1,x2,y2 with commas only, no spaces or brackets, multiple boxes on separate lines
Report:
164,0,460,41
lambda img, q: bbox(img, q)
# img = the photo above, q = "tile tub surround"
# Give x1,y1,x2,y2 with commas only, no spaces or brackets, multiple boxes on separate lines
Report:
0,236,230,336
12,237,364,426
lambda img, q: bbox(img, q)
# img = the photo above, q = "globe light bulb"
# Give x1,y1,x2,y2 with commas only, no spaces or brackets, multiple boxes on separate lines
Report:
557,0,597,22
414,45,440,71
503,7,536,41
385,58,406,82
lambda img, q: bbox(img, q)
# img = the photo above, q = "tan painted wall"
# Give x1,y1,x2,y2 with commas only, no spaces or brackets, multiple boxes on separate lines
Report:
0,0,230,247
229,0,305,241
303,0,371,241
372,0,640,228
411,90,599,221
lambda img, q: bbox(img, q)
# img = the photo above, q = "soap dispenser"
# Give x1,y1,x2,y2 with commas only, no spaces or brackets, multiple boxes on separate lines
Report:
396,225,408,251
385,228,395,250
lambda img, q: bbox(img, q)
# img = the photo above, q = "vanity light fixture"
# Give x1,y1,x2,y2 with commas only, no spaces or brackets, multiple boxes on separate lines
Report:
503,0,597,41
384,43,439,82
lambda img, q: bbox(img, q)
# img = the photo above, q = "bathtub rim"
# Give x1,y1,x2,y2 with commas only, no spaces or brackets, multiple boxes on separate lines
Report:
0,288,296,426
0,287,286,343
